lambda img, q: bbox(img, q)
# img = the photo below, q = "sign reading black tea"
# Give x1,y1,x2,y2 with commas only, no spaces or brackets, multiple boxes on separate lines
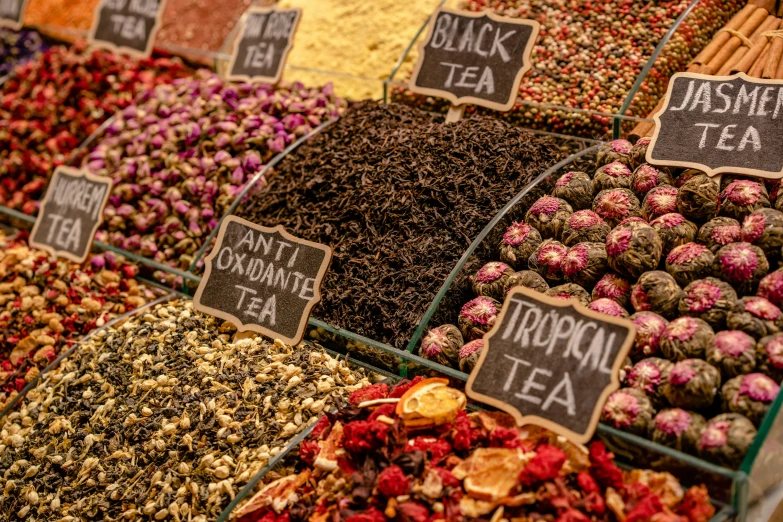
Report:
194,216,331,345
89,0,168,57
467,287,634,444
30,167,112,263
0,0,28,30
228,7,301,83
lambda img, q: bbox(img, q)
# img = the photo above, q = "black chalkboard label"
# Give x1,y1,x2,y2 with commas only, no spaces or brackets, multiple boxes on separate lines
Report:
648,72,783,179
409,8,539,112
227,7,301,84
193,216,332,346
29,167,112,264
466,287,634,444
89,0,168,57
0,0,29,30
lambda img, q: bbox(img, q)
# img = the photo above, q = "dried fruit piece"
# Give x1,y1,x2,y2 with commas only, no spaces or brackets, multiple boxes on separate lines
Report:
396,378,467,428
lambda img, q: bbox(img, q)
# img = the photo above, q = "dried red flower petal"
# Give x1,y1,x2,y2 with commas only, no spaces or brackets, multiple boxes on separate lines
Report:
299,440,320,467
342,420,389,453
626,494,665,522
556,508,591,522
377,465,409,497
518,444,567,486
344,507,386,522
407,437,452,461
310,416,332,440
452,410,472,451
589,442,624,490
676,485,715,522
390,376,426,398
397,502,430,522
349,383,389,405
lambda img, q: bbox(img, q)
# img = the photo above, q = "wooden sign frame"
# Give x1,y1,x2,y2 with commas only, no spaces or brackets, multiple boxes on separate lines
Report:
0,0,30,30
409,8,539,113
193,215,332,346
88,0,169,58
466,287,635,444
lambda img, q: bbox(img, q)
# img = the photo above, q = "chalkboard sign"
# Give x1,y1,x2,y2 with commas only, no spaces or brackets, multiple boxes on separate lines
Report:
466,287,635,444
409,8,539,112
193,216,332,346
0,0,29,30
227,7,301,84
648,72,783,179
29,167,112,264
89,0,168,57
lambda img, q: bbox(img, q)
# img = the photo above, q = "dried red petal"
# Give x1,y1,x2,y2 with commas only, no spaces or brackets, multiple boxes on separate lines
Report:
407,437,453,461
348,383,389,405
310,416,332,440
676,486,716,522
397,501,430,522
489,426,529,450
588,441,624,490
626,494,665,522
556,508,591,522
344,507,386,522
299,440,320,467
377,465,409,497
389,376,426,398
451,410,471,451
577,471,600,494
518,444,567,486
431,467,461,489
342,420,388,453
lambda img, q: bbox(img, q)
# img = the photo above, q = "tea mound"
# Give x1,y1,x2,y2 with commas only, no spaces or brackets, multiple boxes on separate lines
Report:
596,139,633,167
741,208,783,260
660,316,714,361
545,283,590,306
651,213,698,254
651,408,706,453
459,297,501,341
629,312,668,360
721,374,780,427
594,161,634,192
678,277,738,329
525,196,573,240
589,298,628,318
593,273,632,309
663,359,721,410
419,324,463,367
697,413,757,468
757,333,783,383
666,242,714,287
726,296,782,340
713,242,769,295
606,221,662,279
529,239,568,283
562,242,608,288
506,270,549,295
459,339,484,373
471,262,514,300
601,388,655,436
706,330,756,379
593,188,642,228
631,270,682,319
626,357,673,408
642,184,679,221
632,164,674,197
499,222,542,270
677,174,719,222
698,217,741,253
562,210,611,246
552,171,594,210
630,137,651,169
719,179,770,221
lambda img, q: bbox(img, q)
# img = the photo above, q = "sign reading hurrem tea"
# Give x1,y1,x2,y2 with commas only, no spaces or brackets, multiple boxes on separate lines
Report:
89,0,168,57
409,8,539,112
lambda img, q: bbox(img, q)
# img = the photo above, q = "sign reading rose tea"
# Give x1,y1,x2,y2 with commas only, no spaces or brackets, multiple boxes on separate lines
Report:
30,167,112,264
409,8,539,112
0,0,29,30
648,72,783,179
89,0,168,57
227,7,301,83
194,216,332,345
466,287,635,444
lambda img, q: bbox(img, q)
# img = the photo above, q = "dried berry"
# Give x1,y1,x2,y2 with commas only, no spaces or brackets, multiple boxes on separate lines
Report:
602,388,655,436
741,208,783,260
626,357,673,408
562,242,608,288
419,324,463,367
471,262,515,300
499,222,542,270
596,140,633,167
606,221,662,279
459,339,484,373
677,174,719,222
757,333,783,383
505,270,549,295
594,188,642,228
589,298,628,318
721,374,779,427
706,330,757,379
525,196,573,240
632,164,674,197
660,317,715,361
631,271,683,319
697,413,757,468
642,184,679,221
593,273,632,309
726,296,783,340
650,213,698,254
678,278,738,329
698,217,742,254
629,312,668,360
663,359,721,410
562,210,612,246
552,171,594,210
719,179,770,221
545,283,590,306
665,242,714,287
713,242,769,295
651,408,706,453
459,297,501,341
529,239,568,283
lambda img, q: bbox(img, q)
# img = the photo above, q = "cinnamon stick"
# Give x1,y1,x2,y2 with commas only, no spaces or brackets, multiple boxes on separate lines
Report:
731,17,782,73
750,0,776,14
691,5,759,66
763,35,783,77
749,41,772,76
701,8,769,75
776,48,783,78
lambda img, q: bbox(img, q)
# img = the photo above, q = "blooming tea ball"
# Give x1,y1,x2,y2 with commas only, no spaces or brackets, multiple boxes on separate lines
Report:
674,169,702,188
726,296,783,339
594,189,644,231
499,222,542,270
722,374,779,427
562,210,611,246
627,357,673,408
631,271,682,319
629,312,668,360
665,243,714,287
471,262,514,300
596,139,633,168
757,269,783,307
601,388,655,436
679,277,738,329
632,164,674,197
677,174,719,222
619,356,634,383
552,171,594,210
663,359,721,410
642,184,679,221
650,213,698,254
606,221,662,279
713,242,769,295
698,217,741,254
504,270,548,295
588,298,628,318
706,330,756,379
741,208,783,260
525,196,573,240
630,137,651,169
593,273,632,309
593,161,634,193
459,297,501,341
562,242,608,288
660,316,715,361
719,179,770,221
419,324,463,367
756,333,783,383
545,283,590,307
459,339,484,373
529,239,567,283
652,408,707,453
698,413,757,467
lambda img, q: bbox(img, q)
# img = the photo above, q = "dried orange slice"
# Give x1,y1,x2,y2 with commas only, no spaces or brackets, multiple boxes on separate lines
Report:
462,448,534,501
235,470,310,517
396,378,466,427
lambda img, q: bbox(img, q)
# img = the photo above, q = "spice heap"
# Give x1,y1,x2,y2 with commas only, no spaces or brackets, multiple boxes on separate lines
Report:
0,44,189,214
420,144,782,467
23,0,98,42
278,0,441,100
392,0,741,137
234,378,714,522
235,102,563,351
157,0,253,57
84,71,346,278
0,29,45,77
0,232,158,408
0,300,373,521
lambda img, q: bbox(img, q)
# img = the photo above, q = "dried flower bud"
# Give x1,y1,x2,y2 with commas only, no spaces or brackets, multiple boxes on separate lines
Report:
629,312,668,360
499,222,542,270
562,210,611,246
594,161,633,193
677,174,718,222
665,242,714,287
650,213,698,255
592,273,632,309
471,262,514,300
529,239,567,283
719,179,770,221
525,196,573,240
504,270,549,296
678,277,738,329
741,208,783,260
698,217,742,254
458,297,501,341
756,333,783,383
552,171,594,210
562,242,608,288
631,271,683,319
706,330,756,379
601,388,654,436
663,359,721,410
606,221,662,279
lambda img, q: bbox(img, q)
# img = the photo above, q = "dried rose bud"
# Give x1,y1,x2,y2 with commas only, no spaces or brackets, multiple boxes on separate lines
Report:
525,196,573,240
629,312,668,360
678,277,738,329
419,324,463,367
631,271,683,319
545,283,590,307
677,174,719,222
627,357,672,408
459,339,484,373
697,413,757,468
756,333,783,383
471,262,514,300
504,270,548,295
562,210,611,246
719,179,770,221
552,171,594,210
698,217,742,254
588,298,628,318
663,359,721,410
593,188,642,228
758,269,783,307
651,408,706,453
632,164,674,197
458,297,501,341
499,222,542,270
642,184,679,221
741,208,783,260
650,213,698,255
593,273,632,309
706,330,756,379
606,221,662,279
529,239,567,283
726,296,783,340
601,388,655,436
562,242,608,288
596,139,633,168
713,242,769,295
722,373,778,427
661,316,714,361
666,243,714,287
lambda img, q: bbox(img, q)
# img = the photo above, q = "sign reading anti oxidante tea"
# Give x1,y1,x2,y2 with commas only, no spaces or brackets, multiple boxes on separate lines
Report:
30,167,113,264
409,8,539,112
228,7,301,83
466,287,634,444
89,0,168,57
0,0,29,30
194,216,332,346
648,72,783,179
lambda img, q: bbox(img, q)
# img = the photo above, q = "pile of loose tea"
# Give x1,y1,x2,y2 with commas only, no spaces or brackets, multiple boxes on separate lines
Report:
0,232,159,407
236,102,563,349
0,299,373,521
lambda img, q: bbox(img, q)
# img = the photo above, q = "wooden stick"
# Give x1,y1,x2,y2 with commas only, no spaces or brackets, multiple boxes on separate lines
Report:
691,5,759,66
763,34,783,77
731,17,782,73
778,1,783,17
701,8,770,75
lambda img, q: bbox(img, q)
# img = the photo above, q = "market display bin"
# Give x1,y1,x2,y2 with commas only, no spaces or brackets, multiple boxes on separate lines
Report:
399,143,783,521
386,0,743,139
